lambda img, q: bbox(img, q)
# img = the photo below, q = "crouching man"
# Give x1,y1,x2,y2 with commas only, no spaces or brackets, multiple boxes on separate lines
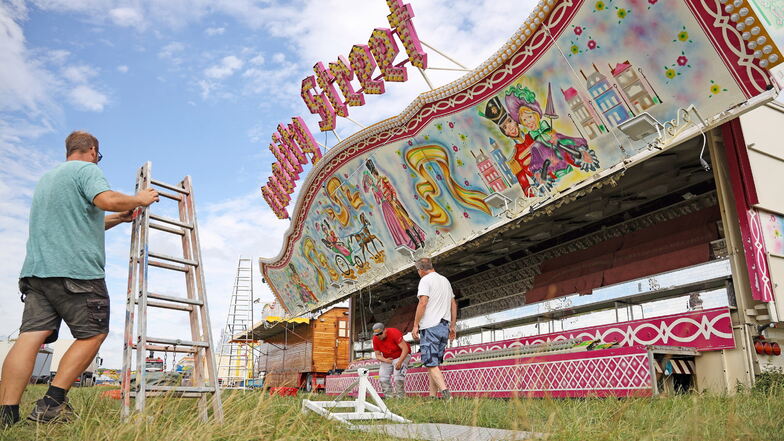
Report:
371,322,410,398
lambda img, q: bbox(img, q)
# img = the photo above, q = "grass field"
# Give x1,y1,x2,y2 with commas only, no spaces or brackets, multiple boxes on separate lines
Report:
2,384,784,440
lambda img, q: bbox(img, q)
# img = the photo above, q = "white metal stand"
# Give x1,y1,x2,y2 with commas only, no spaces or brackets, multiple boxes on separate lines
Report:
301,369,410,426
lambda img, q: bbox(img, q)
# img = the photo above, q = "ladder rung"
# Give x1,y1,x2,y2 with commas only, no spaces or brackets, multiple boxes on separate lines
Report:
145,337,209,347
149,214,193,230
148,292,203,306
144,300,193,312
131,392,206,398
151,179,189,195
132,344,197,353
150,222,185,236
149,252,198,267
146,386,217,393
156,189,182,201
149,260,188,272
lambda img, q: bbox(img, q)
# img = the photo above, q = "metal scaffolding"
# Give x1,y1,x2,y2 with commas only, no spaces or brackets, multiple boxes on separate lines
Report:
217,257,255,388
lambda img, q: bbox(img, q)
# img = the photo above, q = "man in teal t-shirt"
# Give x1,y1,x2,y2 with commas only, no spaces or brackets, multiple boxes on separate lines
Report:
0,131,159,427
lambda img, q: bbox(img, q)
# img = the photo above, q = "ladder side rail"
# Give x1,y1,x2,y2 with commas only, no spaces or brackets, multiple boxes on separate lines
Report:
121,164,145,418
183,176,224,422
177,177,208,419
134,161,153,413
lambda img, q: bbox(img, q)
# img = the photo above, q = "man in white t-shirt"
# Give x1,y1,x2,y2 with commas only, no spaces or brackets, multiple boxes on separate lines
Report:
411,257,457,399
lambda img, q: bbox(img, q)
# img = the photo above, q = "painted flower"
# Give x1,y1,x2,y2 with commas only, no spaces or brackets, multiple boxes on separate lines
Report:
675,27,692,43
616,8,628,20
435,230,441,235
665,68,677,79
570,44,580,55
456,159,464,167
414,194,419,200
408,140,413,146
436,123,443,131
344,173,349,178
464,180,470,186
708,80,727,96
587,39,598,50
424,135,430,140
436,174,442,181
448,121,455,128
452,145,459,152
648,0,657,4
595,1,606,11
574,26,584,35
402,163,407,169
677,55,688,66
463,212,470,219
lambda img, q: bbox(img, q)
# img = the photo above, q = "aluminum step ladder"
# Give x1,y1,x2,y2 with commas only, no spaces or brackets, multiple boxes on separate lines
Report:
120,161,223,422
217,257,255,389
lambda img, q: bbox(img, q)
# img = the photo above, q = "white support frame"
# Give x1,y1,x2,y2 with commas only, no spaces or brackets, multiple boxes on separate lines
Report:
301,369,410,426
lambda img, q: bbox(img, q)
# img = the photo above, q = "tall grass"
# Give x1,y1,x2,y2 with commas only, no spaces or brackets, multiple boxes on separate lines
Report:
3,384,783,440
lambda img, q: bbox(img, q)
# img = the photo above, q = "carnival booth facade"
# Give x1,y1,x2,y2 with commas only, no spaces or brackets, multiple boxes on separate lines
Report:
258,0,784,397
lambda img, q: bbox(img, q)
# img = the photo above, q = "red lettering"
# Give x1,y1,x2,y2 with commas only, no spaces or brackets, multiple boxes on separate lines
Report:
349,44,385,95
301,75,336,132
314,62,348,118
386,0,427,69
368,28,406,82
329,55,365,107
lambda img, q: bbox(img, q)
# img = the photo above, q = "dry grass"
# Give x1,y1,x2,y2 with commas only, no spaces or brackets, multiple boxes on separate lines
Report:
2,384,784,440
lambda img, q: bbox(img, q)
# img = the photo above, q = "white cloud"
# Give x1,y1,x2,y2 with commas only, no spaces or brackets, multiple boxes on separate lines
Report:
62,65,96,83
117,65,129,73
69,84,108,112
205,26,225,36
271,52,285,64
108,7,144,29
158,41,185,65
0,1,59,117
249,54,265,66
204,55,243,79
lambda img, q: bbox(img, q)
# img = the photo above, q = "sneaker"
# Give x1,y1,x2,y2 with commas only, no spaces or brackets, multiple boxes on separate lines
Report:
439,389,451,400
27,397,75,424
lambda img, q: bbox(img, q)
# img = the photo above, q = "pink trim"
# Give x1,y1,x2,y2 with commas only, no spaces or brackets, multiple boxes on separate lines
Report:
721,120,774,302
329,346,653,398
684,0,772,99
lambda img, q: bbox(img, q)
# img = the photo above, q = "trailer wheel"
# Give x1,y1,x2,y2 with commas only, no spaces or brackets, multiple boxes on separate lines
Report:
305,374,313,393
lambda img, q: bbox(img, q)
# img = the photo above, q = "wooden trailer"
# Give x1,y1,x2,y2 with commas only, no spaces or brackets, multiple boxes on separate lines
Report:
254,306,350,392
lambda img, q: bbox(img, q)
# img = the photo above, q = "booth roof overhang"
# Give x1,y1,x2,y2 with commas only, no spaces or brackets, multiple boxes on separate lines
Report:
259,0,783,319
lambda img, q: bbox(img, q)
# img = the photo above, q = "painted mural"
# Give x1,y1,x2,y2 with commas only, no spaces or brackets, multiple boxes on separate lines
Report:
262,0,783,316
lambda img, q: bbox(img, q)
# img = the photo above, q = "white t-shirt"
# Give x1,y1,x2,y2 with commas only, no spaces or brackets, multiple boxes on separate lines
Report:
417,272,454,330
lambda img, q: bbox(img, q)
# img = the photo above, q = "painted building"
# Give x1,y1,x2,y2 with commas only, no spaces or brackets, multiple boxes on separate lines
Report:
610,61,660,114
562,86,605,139
473,149,507,193
490,144,516,186
582,64,631,127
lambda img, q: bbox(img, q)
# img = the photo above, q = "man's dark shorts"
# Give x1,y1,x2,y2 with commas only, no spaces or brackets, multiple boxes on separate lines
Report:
420,319,450,367
19,277,110,344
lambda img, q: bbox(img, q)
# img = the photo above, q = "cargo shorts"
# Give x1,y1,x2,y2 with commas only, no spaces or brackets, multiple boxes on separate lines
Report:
19,277,110,344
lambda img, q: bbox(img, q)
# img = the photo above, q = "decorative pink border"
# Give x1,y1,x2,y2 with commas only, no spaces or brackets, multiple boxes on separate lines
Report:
685,0,776,98
329,346,653,398
346,307,734,370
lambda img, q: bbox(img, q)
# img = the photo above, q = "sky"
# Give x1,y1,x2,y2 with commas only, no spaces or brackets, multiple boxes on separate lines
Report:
0,0,536,369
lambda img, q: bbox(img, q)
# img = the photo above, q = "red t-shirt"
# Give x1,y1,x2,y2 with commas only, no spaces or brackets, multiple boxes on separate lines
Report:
372,327,410,360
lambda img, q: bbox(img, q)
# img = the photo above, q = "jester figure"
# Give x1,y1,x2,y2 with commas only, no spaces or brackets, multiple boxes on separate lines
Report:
362,159,425,249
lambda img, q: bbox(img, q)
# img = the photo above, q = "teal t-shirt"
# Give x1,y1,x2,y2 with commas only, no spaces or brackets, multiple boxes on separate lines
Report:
20,161,111,279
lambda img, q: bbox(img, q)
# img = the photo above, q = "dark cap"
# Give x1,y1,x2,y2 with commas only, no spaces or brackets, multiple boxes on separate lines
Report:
372,323,385,335
482,96,510,126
